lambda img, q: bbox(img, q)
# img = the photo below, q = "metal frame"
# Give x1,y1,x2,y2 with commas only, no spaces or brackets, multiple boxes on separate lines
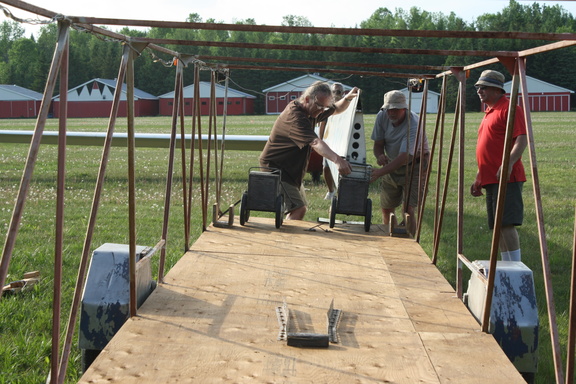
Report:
1,0,576,382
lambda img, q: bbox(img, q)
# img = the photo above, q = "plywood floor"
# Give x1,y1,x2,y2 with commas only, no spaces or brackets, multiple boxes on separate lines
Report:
79,217,525,383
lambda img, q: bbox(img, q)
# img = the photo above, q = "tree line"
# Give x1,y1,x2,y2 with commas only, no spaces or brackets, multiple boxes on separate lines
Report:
1,0,575,114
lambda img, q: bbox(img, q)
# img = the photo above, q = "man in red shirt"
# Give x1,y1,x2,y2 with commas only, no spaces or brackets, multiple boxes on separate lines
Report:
470,70,528,262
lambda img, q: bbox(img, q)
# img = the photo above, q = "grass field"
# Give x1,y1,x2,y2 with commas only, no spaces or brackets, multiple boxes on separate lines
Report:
0,112,575,383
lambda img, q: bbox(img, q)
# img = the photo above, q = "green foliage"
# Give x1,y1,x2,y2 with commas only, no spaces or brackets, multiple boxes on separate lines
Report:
2,1,576,114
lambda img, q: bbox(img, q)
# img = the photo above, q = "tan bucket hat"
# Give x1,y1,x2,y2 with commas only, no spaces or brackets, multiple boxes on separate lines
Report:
381,90,408,109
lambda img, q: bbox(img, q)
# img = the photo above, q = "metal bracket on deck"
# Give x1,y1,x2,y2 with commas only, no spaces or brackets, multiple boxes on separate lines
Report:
389,213,410,237
212,203,234,228
276,299,342,348
327,299,342,343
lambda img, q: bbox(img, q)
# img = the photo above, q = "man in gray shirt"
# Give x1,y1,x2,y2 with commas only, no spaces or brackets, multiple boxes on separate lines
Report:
370,90,429,236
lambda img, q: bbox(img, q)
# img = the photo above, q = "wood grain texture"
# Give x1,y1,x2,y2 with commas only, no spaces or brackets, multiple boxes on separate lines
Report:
79,217,524,383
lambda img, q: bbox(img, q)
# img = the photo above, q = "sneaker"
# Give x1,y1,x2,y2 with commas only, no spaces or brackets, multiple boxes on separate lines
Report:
324,191,335,200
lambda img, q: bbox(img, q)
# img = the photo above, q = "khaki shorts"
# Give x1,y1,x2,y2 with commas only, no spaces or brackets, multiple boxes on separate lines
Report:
281,182,307,214
379,161,427,210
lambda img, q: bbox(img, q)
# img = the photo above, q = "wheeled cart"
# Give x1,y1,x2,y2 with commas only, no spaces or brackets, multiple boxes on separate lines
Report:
239,167,284,229
329,163,372,232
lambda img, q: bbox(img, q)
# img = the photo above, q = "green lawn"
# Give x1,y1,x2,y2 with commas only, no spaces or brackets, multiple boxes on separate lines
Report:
0,112,575,383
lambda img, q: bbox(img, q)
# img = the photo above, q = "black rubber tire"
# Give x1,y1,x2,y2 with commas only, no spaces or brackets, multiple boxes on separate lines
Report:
275,194,283,229
364,198,372,232
329,196,338,228
240,192,249,225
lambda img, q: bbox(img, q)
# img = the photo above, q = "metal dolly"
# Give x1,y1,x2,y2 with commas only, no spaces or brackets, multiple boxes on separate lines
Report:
239,167,284,229
329,163,372,232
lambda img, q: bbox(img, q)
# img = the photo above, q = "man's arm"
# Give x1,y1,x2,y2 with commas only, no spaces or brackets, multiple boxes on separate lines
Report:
333,87,359,114
370,152,409,182
373,140,388,166
496,134,528,180
310,138,352,175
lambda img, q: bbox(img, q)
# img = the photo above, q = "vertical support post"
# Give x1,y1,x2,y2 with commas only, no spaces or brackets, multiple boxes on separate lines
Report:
518,58,564,383
126,44,137,317
456,70,466,298
481,61,520,332
421,75,447,244
186,64,201,243
178,58,191,251
211,72,220,212
432,85,460,268
405,79,426,236
195,67,207,231
203,71,217,230
218,70,230,213
435,67,465,296
50,21,69,384
158,58,183,283
58,42,132,384
568,207,576,384
413,79,428,240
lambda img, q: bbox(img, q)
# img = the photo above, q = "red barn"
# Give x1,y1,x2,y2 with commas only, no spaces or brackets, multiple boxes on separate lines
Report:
503,75,573,112
262,74,352,114
158,81,255,116
0,85,44,118
52,78,158,118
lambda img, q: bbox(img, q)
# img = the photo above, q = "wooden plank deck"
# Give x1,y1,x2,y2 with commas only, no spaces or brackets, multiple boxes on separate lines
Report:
78,217,525,383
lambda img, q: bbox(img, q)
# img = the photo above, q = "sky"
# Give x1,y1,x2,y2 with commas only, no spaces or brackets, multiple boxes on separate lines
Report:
2,0,576,37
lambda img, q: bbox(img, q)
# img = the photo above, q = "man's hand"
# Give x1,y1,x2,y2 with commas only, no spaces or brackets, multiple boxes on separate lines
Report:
335,157,352,175
370,167,382,183
343,87,359,101
470,179,483,197
376,154,389,166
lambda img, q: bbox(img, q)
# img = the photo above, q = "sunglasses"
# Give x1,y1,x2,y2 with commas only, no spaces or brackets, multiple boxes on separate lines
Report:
313,98,331,111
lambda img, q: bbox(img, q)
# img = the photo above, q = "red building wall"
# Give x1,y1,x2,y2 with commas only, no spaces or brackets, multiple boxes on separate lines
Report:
0,100,42,118
159,97,254,116
509,93,570,112
52,100,159,118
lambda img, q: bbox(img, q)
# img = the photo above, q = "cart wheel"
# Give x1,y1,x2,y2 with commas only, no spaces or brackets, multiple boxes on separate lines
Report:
275,194,283,229
364,198,372,232
329,196,338,228
240,192,249,226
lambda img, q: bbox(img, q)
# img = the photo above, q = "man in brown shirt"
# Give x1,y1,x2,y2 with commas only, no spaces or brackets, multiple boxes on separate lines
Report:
260,81,358,220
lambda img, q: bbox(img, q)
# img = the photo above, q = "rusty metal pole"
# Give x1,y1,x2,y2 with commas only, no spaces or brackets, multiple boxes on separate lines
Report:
432,87,460,267
195,67,207,231
413,80,428,241
57,42,131,384
178,57,193,251
158,58,183,283
211,72,220,212
218,71,230,214
516,58,564,383
405,80,426,237
419,75,447,244
481,64,519,332
0,22,69,297
126,43,138,317
454,69,467,298
203,72,216,230
50,22,69,384
186,64,201,242
568,207,576,384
